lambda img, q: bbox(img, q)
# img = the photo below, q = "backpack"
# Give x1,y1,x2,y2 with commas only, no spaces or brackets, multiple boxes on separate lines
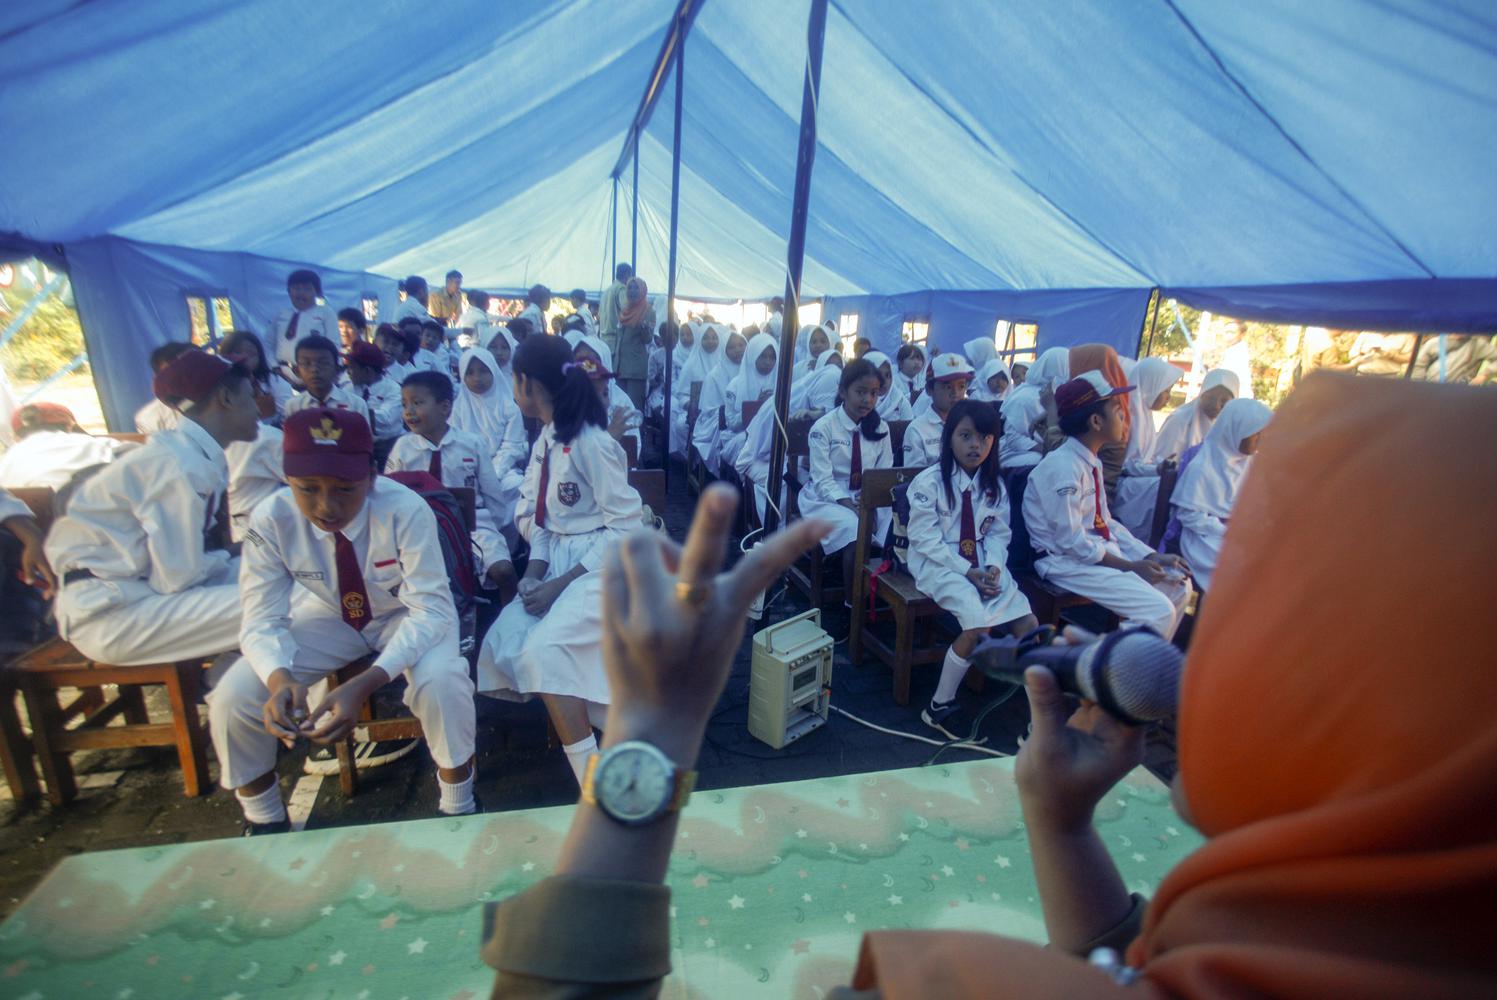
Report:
383,471,480,653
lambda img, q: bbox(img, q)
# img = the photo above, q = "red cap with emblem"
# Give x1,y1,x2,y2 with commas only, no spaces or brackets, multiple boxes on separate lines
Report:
152,347,236,411
347,340,387,371
11,401,77,435
283,407,374,481
1055,369,1136,418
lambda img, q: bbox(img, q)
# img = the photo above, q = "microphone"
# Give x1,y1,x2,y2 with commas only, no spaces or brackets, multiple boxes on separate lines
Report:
969,626,1182,724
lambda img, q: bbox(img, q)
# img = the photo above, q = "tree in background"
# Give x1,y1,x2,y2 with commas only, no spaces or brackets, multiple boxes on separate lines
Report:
0,261,87,384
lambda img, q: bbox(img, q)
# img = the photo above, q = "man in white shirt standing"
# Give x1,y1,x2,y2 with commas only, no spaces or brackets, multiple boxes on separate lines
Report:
208,407,477,834
520,285,550,342
269,269,340,387
46,349,262,665
569,288,596,336
393,275,433,324
1021,372,1192,638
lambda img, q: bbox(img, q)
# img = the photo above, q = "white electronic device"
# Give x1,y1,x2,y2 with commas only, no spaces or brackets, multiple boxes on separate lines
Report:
748,609,834,749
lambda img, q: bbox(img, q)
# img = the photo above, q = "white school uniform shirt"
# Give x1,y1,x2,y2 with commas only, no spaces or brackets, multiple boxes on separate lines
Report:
44,418,232,592
134,397,180,435
225,425,285,543
906,463,1012,575
409,347,447,377
517,422,641,571
901,408,944,468
384,358,415,386
519,303,546,339
1022,436,1151,565
391,298,431,324
386,428,508,533
457,305,489,330
0,431,129,491
238,477,457,685
269,303,341,373
283,385,370,425
805,407,894,504
348,375,404,440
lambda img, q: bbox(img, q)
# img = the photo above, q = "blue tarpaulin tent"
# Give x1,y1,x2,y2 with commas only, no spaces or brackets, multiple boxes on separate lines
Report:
2,0,1495,427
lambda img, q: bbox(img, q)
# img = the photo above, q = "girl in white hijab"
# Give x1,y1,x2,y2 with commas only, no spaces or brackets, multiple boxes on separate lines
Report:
998,346,1070,469
693,327,746,475
1153,368,1240,463
451,346,526,523
1113,357,1187,537
792,324,833,383
795,347,844,412
969,358,1012,402
575,335,643,461
1171,397,1272,591
723,332,779,471
483,326,518,400
670,323,719,457
963,336,999,371
864,350,914,421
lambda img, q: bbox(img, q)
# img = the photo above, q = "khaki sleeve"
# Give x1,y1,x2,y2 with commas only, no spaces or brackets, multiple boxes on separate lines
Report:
481,876,672,999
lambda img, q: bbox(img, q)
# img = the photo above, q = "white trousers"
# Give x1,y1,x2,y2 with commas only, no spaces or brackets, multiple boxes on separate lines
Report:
1035,556,1191,639
207,594,476,789
56,561,242,666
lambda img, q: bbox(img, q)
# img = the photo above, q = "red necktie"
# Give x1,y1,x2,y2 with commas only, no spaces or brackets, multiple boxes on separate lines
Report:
428,447,442,482
849,432,863,491
535,445,551,528
334,531,369,631
959,487,978,567
284,310,300,342
1091,467,1112,541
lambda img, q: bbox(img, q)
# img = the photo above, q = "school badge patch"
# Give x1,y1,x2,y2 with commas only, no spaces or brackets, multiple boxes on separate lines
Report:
959,539,977,559
980,516,995,535
558,482,582,506
342,592,366,620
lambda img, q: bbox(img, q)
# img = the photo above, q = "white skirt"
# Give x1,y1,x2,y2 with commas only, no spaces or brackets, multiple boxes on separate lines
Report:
476,530,611,704
797,486,890,554
1113,473,1161,540
908,552,1032,631
1180,527,1222,593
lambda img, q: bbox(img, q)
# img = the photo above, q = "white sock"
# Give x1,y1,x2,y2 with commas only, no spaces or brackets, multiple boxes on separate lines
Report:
438,769,476,816
585,700,609,732
933,647,971,706
236,783,287,824
563,734,598,786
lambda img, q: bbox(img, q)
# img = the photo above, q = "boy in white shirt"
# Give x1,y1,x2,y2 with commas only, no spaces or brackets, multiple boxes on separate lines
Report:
374,323,415,385
210,407,477,834
344,341,404,466
1021,372,1192,638
902,353,973,467
269,269,340,386
134,342,191,434
46,349,261,664
335,307,368,352
0,403,130,491
282,335,370,424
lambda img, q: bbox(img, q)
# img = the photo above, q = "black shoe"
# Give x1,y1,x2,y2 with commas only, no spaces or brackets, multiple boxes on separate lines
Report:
921,699,989,745
241,818,292,837
302,738,418,775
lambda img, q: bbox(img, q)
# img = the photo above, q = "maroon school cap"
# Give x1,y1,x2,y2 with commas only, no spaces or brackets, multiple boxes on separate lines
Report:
1056,370,1135,418
283,407,373,481
152,347,234,410
347,340,387,371
11,401,76,435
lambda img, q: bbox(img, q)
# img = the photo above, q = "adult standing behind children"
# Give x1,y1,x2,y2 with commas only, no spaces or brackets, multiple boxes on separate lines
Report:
46,349,260,664
613,277,655,412
393,275,433,324
520,285,550,345
598,263,631,352
269,269,340,388
429,270,464,325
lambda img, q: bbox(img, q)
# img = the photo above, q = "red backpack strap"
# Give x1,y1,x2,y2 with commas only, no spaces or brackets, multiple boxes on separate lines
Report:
867,558,893,620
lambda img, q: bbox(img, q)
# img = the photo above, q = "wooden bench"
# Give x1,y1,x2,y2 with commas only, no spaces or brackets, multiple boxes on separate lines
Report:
845,467,962,705
629,468,667,517
105,432,147,445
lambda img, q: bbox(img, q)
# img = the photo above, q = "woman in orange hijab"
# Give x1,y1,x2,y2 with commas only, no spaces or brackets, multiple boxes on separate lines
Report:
852,372,1497,998
1069,343,1132,500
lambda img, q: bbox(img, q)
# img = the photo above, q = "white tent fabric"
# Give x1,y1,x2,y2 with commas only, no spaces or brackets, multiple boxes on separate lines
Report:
2,0,1495,426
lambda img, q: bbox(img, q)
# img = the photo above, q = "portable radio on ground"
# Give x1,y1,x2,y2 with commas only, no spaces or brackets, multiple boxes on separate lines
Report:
748,609,834,749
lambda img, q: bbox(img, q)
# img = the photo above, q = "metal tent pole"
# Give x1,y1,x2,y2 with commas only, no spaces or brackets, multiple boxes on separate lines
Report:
1141,289,1162,358
632,143,640,271
610,176,618,284
661,14,685,489
762,0,829,534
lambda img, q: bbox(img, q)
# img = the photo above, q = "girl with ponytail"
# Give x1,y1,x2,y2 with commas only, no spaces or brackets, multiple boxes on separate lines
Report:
795,358,894,588
478,334,643,787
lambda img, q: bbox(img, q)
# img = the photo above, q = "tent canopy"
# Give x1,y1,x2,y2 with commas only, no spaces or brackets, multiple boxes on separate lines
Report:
3,0,1495,424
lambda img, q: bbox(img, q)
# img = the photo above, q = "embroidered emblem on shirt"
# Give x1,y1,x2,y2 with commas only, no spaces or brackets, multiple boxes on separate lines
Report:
558,482,582,506
911,491,930,506
343,592,366,619
310,417,343,444
1057,486,1078,497
959,538,977,559
980,516,995,535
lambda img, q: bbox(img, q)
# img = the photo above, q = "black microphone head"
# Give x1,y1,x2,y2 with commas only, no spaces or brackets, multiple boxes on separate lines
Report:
1078,628,1183,724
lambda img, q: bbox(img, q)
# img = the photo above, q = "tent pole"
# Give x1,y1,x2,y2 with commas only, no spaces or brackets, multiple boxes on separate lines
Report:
610,177,618,284
662,12,685,489
632,143,640,269
763,0,829,534
1140,289,1161,358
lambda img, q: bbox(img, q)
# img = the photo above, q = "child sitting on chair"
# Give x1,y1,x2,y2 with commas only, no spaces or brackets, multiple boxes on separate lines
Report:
134,342,192,434
902,353,974,468
1169,397,1273,592
905,400,1038,740
212,408,477,834
0,402,129,491
283,335,370,424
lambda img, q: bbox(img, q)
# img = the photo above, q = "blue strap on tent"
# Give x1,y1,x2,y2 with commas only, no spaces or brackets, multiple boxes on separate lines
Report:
0,272,65,350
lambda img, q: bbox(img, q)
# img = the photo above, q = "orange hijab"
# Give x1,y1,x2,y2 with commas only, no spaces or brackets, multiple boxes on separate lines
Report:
853,373,1497,998
1069,343,1132,430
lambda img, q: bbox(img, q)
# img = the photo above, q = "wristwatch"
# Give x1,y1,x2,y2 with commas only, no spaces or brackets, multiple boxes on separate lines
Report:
581,740,697,826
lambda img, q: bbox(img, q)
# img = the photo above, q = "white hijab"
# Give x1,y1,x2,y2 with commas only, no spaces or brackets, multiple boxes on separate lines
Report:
1154,367,1241,462
576,333,615,375
799,348,844,411
729,332,779,410
970,358,1012,402
677,324,721,390
999,346,1069,432
450,347,511,450
964,337,998,370
484,326,517,399
1172,398,1272,519
1124,357,1186,465
703,328,746,410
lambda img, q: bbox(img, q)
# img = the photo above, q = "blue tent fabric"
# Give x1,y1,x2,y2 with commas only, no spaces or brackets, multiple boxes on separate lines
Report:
2,0,1496,425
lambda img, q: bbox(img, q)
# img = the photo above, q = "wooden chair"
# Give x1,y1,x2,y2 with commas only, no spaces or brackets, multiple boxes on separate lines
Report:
887,420,910,466
846,467,959,705
1146,459,1180,550
741,398,766,428
622,433,639,470
684,382,706,494
105,432,147,445
629,468,667,516
783,415,842,605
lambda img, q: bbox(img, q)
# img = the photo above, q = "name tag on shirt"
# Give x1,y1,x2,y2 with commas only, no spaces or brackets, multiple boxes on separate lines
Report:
291,570,325,581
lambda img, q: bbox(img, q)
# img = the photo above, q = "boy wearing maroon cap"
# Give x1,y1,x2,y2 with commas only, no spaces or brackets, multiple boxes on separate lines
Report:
1020,371,1192,638
209,407,477,833
45,349,261,664
343,339,403,463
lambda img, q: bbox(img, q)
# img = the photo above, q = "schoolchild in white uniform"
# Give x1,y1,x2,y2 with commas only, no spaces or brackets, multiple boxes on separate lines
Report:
402,318,444,376
335,308,368,353
1170,397,1272,592
282,335,371,424
999,346,1071,470
573,335,643,463
671,323,718,457
374,323,416,386
902,353,974,468
969,359,1012,403
795,346,844,412
734,381,787,524
1022,372,1193,638
0,403,129,491
906,400,1039,739
1152,368,1240,463
863,351,915,423
451,346,528,535
387,370,517,591
1112,357,1187,538
481,326,518,400
894,344,927,408
796,358,894,587
693,327,746,475
46,349,261,665
269,269,340,388
964,336,999,373
722,332,779,471
216,331,290,541
792,322,832,371
211,407,477,834
134,342,192,434
219,329,295,421
478,335,643,786
420,319,459,383
342,340,404,466
391,275,432,324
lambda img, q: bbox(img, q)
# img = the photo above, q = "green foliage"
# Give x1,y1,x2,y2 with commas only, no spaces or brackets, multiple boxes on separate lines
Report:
1,271,87,384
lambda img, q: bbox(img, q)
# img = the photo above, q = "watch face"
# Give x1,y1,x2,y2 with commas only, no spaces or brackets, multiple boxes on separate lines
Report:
596,744,673,824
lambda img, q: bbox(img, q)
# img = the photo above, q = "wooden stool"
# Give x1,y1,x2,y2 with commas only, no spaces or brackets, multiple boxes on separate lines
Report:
326,655,426,797
10,639,210,804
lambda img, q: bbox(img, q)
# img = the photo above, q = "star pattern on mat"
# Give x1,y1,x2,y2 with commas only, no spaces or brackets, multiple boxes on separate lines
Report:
407,937,428,955
1132,852,1147,863
692,874,710,888
520,862,535,872
843,911,857,924
221,993,244,1000
897,832,909,841
727,895,746,910
199,898,217,910
886,894,903,906
704,937,716,948
116,990,134,999
802,893,812,902
320,905,335,917
795,829,807,838
329,951,347,966
995,855,1012,868
940,865,955,877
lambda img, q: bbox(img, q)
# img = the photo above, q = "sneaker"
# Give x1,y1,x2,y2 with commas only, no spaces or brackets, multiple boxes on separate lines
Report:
241,818,291,837
302,738,418,775
921,699,988,745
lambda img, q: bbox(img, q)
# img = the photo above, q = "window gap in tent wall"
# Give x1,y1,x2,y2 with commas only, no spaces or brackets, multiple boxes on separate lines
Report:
185,293,234,348
837,312,860,356
361,295,381,325
901,317,929,347
995,318,1039,368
